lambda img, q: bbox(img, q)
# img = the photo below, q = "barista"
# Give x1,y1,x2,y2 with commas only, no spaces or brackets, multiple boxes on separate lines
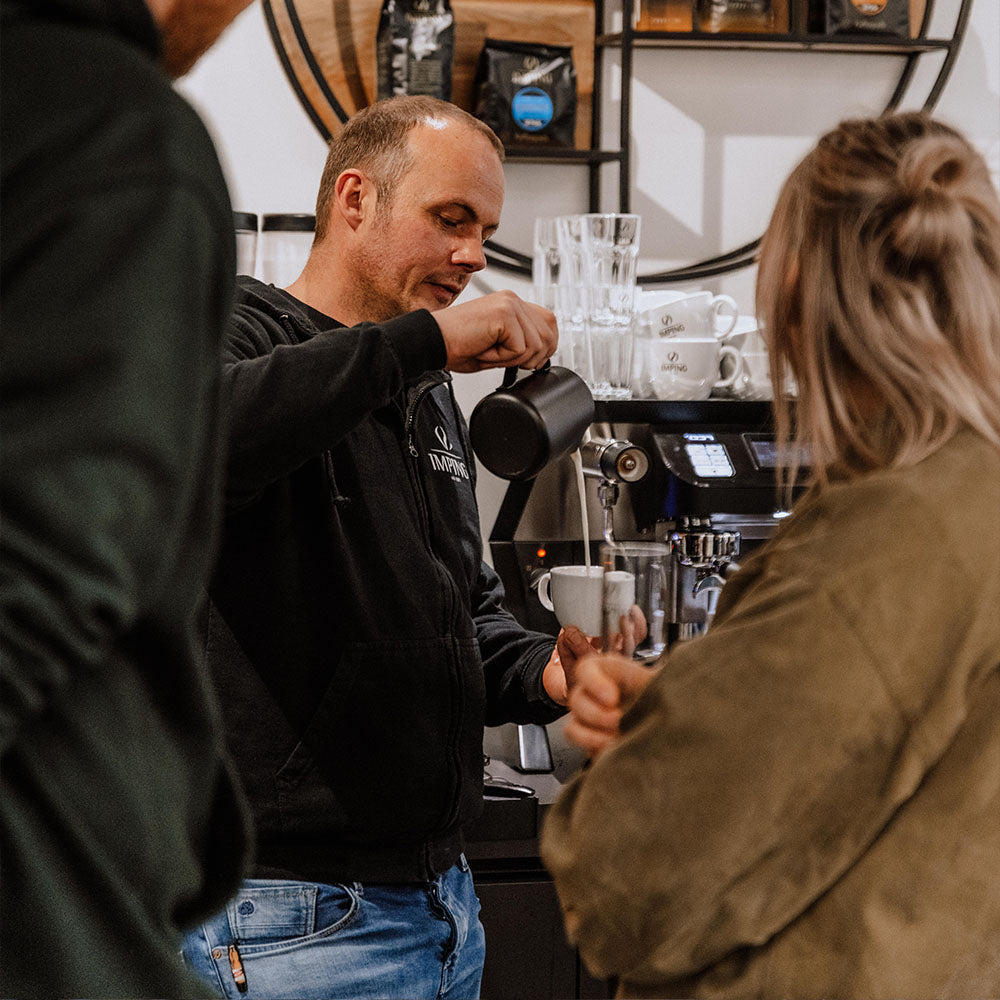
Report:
181,96,593,999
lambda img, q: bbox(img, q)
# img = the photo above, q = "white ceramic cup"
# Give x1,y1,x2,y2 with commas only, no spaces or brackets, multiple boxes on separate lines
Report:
536,565,634,636
639,290,739,341
637,289,687,312
603,571,637,635
634,337,743,400
732,351,773,400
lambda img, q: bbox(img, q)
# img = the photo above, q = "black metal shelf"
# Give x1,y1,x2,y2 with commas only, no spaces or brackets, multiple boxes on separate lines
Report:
596,30,953,54
482,0,975,281
503,147,624,164
502,29,954,172
594,398,774,426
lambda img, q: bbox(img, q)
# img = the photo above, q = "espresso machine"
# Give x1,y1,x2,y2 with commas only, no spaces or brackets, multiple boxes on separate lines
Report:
490,398,806,768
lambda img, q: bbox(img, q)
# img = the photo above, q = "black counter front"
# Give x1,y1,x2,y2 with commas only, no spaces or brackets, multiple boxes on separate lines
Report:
466,719,611,1000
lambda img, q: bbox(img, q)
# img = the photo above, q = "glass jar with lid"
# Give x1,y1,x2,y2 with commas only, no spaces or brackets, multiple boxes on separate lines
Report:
233,212,258,277
259,213,316,287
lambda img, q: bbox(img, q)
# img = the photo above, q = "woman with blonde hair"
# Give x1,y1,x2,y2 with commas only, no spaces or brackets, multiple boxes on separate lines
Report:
540,112,1000,999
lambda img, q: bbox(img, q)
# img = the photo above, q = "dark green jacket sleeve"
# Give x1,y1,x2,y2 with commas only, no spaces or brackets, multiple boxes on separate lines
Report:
0,177,233,753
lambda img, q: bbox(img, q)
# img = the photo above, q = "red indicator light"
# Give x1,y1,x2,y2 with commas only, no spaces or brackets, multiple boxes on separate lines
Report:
536,547,547,559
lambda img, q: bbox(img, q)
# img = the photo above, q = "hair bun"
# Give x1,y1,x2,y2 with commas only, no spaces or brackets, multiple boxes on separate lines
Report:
891,134,976,263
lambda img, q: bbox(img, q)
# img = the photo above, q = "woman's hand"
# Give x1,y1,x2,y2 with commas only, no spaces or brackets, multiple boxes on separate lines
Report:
564,653,656,757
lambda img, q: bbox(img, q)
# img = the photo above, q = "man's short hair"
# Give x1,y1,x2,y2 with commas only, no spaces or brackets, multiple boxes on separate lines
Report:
313,97,505,242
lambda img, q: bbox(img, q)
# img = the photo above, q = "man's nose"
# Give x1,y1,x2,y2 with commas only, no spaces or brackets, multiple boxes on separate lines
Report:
453,237,487,273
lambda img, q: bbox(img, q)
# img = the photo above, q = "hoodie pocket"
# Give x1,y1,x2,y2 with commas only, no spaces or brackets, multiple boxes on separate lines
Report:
276,637,478,840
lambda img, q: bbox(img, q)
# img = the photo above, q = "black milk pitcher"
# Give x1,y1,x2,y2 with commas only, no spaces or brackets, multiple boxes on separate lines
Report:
469,364,595,481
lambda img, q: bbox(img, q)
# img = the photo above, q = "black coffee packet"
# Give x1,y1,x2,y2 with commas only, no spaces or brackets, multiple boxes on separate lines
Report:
474,39,577,148
376,0,454,101
818,0,909,36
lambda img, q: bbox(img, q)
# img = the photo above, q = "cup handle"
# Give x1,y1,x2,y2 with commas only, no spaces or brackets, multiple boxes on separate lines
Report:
711,295,739,338
536,573,555,612
715,344,743,389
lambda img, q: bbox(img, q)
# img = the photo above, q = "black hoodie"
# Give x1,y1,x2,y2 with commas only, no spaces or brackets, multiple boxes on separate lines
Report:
1,1,249,997
206,277,561,884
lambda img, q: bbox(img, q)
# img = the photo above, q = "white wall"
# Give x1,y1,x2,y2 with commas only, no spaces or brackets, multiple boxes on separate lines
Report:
177,0,999,545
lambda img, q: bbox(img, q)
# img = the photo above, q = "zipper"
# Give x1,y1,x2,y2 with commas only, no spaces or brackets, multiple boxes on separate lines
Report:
277,313,299,341
398,373,472,839
400,372,450,543
404,371,451,458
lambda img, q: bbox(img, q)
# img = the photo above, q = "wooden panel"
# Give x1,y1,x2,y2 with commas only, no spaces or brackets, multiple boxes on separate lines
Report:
266,0,595,147
267,2,342,137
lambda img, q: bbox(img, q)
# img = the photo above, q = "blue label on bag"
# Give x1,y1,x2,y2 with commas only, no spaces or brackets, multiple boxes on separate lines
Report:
511,87,553,132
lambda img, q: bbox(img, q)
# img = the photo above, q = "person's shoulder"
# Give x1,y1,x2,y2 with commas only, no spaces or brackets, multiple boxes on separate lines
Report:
784,430,1000,561
6,9,175,112
836,430,998,518
225,279,308,355
916,428,1000,488
4,13,225,211
233,277,301,317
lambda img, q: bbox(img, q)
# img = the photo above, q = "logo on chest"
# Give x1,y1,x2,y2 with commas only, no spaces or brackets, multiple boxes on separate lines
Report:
427,425,470,482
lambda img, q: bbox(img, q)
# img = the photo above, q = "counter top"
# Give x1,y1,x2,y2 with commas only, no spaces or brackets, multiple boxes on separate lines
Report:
466,717,588,863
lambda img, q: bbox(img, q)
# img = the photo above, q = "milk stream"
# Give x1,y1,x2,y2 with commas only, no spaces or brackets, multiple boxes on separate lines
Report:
571,448,590,568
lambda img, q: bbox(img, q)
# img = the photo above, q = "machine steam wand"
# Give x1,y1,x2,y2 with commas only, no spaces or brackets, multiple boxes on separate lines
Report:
578,427,650,544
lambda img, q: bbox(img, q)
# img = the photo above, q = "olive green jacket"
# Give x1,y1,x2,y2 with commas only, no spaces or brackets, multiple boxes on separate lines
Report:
542,430,1000,999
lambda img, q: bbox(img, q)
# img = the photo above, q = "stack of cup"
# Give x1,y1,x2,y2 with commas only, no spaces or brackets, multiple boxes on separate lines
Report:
532,213,641,400
724,325,773,400
632,289,745,400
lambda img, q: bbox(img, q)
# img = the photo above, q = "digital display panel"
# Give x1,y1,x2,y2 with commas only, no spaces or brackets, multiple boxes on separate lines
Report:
743,434,810,470
748,437,779,468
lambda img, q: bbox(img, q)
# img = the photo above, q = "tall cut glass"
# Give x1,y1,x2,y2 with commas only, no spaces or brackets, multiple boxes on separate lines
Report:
580,214,641,400
554,214,592,378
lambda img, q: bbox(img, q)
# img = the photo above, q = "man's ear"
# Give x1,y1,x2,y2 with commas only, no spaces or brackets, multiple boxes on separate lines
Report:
335,169,374,232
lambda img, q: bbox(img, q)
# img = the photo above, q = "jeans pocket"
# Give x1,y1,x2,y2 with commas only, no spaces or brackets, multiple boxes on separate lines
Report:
233,881,361,958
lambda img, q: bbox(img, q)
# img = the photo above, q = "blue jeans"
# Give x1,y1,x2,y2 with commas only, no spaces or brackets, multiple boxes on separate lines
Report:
180,858,485,1000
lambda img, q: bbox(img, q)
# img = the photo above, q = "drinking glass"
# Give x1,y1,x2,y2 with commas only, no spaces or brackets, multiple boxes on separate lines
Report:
534,217,572,370
580,213,641,400
554,214,592,377
532,217,560,311
599,540,668,663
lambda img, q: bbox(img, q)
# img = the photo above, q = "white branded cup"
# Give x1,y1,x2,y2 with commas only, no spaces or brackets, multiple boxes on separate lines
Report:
639,290,739,341
732,351,773,400
537,566,634,636
637,289,687,312
635,337,743,401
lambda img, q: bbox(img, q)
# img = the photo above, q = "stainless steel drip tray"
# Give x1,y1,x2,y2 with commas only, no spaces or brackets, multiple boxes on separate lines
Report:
484,718,589,795
468,722,580,850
